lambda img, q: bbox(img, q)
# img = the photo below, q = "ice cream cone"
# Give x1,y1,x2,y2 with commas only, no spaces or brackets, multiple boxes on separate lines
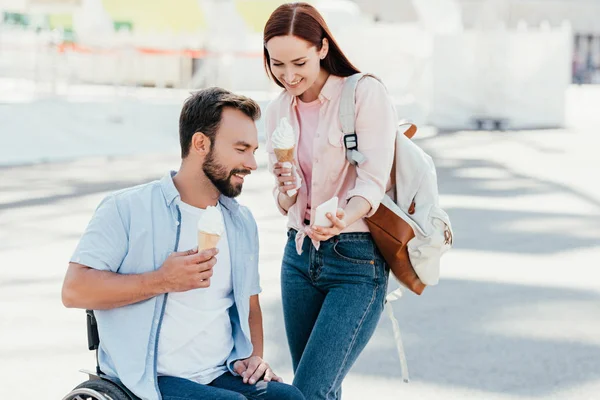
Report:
274,147,295,163
198,231,221,251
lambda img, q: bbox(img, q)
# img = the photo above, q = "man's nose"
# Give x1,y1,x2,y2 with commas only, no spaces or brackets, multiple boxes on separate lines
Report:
245,153,258,171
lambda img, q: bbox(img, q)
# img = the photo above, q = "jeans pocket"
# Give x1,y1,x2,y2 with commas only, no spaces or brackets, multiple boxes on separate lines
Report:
332,239,375,265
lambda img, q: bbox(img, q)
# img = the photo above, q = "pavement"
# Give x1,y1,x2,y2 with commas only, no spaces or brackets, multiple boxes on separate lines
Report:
1,82,599,399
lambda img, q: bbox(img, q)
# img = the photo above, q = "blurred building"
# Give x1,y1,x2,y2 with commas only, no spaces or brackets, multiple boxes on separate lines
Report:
354,0,600,84
0,0,286,89
0,0,595,128
355,0,600,33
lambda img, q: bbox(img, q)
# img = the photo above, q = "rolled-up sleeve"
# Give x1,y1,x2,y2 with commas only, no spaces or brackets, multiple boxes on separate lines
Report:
264,100,289,216
345,77,397,217
70,195,128,272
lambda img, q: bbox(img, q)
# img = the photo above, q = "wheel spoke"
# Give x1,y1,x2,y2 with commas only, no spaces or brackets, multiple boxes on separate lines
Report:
63,388,109,400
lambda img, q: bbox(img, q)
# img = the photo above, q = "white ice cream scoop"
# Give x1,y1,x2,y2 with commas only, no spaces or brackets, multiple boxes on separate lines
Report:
271,117,296,149
197,206,225,236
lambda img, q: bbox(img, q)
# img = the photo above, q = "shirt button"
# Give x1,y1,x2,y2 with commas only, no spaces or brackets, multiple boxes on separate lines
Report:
175,221,180,226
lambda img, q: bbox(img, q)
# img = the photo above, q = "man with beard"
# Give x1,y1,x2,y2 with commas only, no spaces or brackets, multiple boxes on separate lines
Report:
61,87,304,400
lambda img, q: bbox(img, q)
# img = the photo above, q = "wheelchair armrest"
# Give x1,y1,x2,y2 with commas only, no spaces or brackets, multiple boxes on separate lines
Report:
86,310,100,351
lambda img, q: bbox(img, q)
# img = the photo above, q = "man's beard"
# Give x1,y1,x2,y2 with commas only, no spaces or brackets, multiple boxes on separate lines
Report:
202,148,249,198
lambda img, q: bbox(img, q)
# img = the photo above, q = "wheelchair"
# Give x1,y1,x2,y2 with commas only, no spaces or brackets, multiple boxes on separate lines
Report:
62,310,139,400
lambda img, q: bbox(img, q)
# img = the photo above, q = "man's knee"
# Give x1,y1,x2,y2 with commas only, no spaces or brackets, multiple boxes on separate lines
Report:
265,382,305,400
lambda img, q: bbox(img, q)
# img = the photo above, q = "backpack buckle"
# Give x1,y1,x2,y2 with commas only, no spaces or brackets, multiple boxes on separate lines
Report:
343,133,358,151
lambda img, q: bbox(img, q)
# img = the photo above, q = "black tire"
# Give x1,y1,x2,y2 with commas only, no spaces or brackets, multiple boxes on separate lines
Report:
62,379,132,400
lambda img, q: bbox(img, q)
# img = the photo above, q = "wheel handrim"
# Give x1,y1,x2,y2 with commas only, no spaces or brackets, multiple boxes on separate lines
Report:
62,388,114,400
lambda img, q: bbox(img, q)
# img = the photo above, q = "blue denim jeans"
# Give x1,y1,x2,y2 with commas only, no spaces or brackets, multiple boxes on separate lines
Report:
158,372,304,400
282,230,389,400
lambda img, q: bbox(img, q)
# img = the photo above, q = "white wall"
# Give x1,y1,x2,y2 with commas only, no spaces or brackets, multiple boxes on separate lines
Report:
430,27,572,129
331,23,433,126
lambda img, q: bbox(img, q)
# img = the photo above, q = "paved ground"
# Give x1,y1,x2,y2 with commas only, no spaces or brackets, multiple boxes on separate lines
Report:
1,83,599,399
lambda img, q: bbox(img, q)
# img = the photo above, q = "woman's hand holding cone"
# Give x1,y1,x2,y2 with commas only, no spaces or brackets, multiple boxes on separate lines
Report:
273,162,300,197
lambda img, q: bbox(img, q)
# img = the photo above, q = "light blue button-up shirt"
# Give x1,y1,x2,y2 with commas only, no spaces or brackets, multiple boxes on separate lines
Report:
71,171,261,400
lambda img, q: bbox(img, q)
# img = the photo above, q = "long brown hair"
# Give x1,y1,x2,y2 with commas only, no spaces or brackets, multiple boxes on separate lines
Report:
263,2,360,88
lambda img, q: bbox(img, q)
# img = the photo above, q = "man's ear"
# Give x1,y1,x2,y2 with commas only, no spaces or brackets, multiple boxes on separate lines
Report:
191,132,211,155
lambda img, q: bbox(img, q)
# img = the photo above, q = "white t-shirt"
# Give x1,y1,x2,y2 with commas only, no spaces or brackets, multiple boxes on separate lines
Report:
157,201,234,384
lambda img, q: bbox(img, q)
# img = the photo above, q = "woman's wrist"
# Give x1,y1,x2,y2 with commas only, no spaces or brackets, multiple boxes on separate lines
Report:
277,191,297,212
343,196,372,226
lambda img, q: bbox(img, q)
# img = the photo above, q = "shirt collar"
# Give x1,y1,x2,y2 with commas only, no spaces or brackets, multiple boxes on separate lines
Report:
218,195,240,213
160,171,180,206
160,170,240,213
290,74,344,107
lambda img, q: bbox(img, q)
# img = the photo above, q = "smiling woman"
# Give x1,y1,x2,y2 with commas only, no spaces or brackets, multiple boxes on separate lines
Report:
261,3,399,400
263,2,359,97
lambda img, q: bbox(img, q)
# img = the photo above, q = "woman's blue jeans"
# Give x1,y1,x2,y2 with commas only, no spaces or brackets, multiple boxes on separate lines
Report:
281,230,389,400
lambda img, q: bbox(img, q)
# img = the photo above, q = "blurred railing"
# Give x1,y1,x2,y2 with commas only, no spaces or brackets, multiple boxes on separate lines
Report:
0,24,271,92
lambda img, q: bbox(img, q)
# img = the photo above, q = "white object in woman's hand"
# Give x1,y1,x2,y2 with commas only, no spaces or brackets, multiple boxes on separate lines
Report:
308,208,347,242
314,196,339,228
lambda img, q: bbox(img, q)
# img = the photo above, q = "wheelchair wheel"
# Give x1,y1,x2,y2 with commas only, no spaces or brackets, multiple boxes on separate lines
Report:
62,379,131,400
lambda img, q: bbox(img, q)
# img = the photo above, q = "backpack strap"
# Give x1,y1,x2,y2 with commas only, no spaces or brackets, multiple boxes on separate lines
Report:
341,73,413,383
386,289,410,383
339,73,382,165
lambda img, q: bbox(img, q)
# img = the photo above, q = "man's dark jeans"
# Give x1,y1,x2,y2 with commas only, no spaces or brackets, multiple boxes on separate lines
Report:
158,372,304,400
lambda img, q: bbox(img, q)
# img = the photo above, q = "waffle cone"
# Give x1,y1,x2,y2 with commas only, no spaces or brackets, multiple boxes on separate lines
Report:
198,231,221,250
274,147,295,163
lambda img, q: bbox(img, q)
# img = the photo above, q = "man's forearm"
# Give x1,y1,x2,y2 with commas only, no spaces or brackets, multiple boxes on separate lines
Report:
62,263,167,310
248,295,264,358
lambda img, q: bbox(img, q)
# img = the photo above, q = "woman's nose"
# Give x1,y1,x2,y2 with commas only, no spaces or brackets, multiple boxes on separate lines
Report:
283,69,295,84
